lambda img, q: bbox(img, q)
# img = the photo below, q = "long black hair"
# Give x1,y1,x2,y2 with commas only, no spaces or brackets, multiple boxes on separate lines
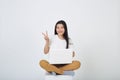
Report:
54,20,69,49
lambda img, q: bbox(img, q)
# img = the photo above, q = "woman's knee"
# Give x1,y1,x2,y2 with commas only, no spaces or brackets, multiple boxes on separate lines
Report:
39,60,49,67
73,60,81,68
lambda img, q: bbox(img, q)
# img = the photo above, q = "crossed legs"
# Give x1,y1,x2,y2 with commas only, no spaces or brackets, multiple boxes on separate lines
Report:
39,60,81,74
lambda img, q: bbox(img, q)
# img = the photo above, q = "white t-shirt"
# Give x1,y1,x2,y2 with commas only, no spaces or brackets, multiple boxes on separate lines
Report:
49,35,74,50
43,35,76,61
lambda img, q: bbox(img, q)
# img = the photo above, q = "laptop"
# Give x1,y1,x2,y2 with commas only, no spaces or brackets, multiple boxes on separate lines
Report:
48,49,73,64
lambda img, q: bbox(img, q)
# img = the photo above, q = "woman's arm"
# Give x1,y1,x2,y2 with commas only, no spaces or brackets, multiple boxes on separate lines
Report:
44,41,50,54
42,31,50,54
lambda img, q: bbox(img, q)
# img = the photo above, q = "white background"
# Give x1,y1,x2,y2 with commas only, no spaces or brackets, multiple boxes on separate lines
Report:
0,0,120,80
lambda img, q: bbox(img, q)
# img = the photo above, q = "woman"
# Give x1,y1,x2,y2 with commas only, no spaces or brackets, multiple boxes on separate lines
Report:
39,20,81,75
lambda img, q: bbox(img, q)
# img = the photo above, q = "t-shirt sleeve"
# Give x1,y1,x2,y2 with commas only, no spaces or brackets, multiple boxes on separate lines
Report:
48,35,54,47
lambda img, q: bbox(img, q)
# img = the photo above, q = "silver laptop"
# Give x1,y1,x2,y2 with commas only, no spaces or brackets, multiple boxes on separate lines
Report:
48,49,73,64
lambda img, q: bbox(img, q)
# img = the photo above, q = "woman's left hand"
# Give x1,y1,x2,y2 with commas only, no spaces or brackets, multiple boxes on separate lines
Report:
72,51,75,57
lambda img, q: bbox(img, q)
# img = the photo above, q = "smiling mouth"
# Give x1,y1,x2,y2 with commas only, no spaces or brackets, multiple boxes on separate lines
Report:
58,32,63,34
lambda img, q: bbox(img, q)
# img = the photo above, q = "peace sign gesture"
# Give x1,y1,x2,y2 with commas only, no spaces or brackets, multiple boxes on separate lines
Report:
42,31,49,42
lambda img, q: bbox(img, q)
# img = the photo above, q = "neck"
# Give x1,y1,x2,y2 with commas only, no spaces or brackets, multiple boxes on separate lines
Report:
58,35,64,39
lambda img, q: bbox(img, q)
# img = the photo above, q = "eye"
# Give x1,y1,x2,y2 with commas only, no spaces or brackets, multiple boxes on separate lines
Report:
61,26,64,29
56,26,60,29
56,24,64,29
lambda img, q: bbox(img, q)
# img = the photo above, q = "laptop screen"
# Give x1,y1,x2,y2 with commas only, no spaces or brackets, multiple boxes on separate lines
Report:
48,49,73,64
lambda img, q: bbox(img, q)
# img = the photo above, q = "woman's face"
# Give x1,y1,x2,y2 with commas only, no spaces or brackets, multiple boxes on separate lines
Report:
56,24,65,36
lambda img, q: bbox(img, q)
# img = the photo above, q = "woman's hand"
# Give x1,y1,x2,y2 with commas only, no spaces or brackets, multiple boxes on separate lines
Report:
72,51,75,57
42,31,50,54
42,31,49,42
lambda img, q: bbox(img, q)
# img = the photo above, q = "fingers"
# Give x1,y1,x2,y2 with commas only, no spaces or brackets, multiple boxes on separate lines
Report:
42,31,49,41
42,32,46,36
42,31,48,37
